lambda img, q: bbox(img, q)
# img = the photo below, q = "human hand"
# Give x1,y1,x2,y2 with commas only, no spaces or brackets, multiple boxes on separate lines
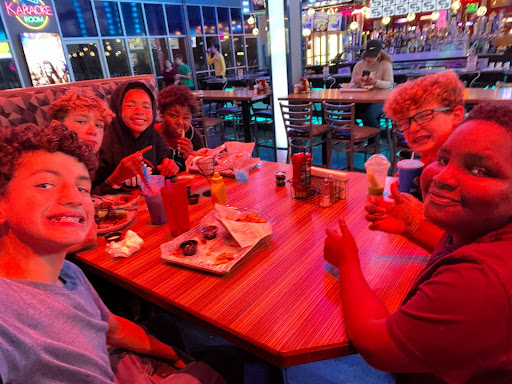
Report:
324,218,359,268
157,158,179,176
354,76,364,85
110,152,145,185
177,137,194,159
365,181,424,235
363,76,377,86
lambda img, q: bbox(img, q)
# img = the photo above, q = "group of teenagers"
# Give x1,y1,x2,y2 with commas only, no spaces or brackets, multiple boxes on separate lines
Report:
0,68,511,384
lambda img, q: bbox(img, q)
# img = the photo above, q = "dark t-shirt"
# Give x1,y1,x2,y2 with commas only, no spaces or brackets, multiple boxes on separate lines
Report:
387,223,512,383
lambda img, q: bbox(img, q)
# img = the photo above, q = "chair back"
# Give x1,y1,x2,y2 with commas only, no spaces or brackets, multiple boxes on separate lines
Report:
322,102,355,145
191,98,207,147
279,101,313,136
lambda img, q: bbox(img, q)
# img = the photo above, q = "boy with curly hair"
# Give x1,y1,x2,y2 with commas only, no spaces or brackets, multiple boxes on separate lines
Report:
0,123,228,384
155,84,205,172
48,89,115,152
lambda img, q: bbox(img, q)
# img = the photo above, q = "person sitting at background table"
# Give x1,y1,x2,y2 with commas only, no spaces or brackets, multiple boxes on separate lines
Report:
155,85,205,172
207,45,226,78
0,123,235,384
324,102,512,383
365,71,465,253
48,89,115,153
351,39,393,128
93,81,179,195
174,54,194,90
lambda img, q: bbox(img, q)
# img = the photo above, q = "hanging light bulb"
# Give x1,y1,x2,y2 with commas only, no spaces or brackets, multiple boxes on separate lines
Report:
252,27,259,36
382,16,391,25
327,8,334,15
307,8,315,16
406,13,416,22
476,6,487,17
302,28,312,37
451,0,461,11
431,11,440,21
247,15,255,25
362,7,370,19
349,21,359,30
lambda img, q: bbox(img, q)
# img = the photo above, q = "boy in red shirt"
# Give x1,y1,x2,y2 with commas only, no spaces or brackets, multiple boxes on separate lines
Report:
325,103,512,383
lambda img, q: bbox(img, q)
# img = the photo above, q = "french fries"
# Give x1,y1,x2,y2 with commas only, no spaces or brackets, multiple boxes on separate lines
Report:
226,213,268,223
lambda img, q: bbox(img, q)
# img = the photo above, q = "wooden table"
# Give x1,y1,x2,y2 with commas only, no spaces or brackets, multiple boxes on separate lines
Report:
194,90,271,143
72,162,427,367
278,87,512,105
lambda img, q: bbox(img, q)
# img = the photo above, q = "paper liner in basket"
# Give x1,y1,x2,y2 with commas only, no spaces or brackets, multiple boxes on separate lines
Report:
214,204,272,248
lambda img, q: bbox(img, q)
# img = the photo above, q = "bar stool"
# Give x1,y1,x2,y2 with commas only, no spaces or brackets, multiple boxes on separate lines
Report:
252,109,276,160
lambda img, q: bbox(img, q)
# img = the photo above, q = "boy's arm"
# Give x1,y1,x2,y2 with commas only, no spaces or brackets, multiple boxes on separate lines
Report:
325,220,428,372
206,54,214,65
107,313,186,368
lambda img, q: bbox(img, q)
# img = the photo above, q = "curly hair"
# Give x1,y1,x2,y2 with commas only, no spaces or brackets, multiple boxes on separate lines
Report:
157,85,199,115
462,102,512,132
0,122,97,196
48,89,115,124
384,70,464,120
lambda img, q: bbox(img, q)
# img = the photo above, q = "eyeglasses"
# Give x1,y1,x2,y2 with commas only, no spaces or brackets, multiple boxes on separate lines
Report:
392,107,454,132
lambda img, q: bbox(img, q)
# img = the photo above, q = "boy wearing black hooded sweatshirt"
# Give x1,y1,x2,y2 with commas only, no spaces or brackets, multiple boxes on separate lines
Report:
93,81,178,195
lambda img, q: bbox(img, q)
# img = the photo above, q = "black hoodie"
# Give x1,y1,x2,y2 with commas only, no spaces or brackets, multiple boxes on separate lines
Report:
92,81,170,195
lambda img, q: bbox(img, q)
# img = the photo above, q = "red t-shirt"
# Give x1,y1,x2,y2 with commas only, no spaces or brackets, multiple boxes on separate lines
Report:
387,223,512,383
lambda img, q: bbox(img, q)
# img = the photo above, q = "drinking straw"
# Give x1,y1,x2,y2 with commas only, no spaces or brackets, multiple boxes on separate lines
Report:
142,165,149,181
410,151,415,161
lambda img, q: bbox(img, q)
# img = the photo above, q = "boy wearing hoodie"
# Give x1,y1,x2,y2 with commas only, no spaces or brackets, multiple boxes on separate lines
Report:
93,81,178,195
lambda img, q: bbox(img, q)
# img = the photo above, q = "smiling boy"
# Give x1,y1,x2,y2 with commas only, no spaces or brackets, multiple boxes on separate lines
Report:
324,102,512,383
0,123,227,384
93,81,179,195
155,85,204,172
49,89,115,152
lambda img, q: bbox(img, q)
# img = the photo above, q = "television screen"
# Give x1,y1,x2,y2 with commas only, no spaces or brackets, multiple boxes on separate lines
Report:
20,32,70,87
251,0,266,13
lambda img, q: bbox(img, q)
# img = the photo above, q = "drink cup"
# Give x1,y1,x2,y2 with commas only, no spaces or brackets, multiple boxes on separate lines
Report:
364,154,390,196
397,159,424,194
141,175,167,225
196,156,215,176
234,167,249,182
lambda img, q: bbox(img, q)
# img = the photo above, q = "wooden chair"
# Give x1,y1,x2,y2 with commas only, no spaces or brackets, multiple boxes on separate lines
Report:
279,101,329,164
192,98,224,148
322,102,381,171
391,127,410,174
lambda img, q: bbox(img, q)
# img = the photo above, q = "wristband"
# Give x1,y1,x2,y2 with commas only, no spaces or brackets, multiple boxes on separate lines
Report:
104,177,121,189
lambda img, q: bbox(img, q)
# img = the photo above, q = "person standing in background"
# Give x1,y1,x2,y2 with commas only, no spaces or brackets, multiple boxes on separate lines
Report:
163,59,179,88
206,45,226,78
174,54,194,89
351,39,393,128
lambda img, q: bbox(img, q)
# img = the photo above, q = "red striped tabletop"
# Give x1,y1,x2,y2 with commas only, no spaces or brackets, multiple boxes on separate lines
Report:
72,161,427,367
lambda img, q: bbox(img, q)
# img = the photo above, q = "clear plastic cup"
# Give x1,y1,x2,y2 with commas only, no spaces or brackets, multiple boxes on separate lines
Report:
141,175,167,225
364,154,390,196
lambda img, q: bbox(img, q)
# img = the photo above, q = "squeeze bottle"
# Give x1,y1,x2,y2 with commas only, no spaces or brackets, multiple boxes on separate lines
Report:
211,172,227,207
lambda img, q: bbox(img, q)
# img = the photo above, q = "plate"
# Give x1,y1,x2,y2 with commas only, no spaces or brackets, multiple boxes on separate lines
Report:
92,194,141,209
95,208,137,235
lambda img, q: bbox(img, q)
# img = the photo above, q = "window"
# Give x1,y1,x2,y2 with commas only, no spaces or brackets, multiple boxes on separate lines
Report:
170,37,187,63
246,37,258,67
95,2,123,36
144,4,166,36
165,5,185,35
187,6,203,36
220,37,233,68
217,8,230,35
66,43,103,81
0,42,21,89
121,2,146,36
0,18,6,40
191,36,207,71
151,38,170,76
243,14,257,35
233,36,246,66
54,0,97,37
103,39,131,77
202,7,217,35
128,38,152,75
231,8,243,34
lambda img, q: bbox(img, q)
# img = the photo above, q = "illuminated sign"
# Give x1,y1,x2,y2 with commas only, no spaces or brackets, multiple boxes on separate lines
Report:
4,0,53,30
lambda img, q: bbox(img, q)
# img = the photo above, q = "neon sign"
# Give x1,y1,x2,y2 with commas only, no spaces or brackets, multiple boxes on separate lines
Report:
4,0,53,30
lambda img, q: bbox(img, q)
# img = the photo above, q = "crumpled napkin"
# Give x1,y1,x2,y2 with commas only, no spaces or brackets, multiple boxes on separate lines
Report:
106,230,144,258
